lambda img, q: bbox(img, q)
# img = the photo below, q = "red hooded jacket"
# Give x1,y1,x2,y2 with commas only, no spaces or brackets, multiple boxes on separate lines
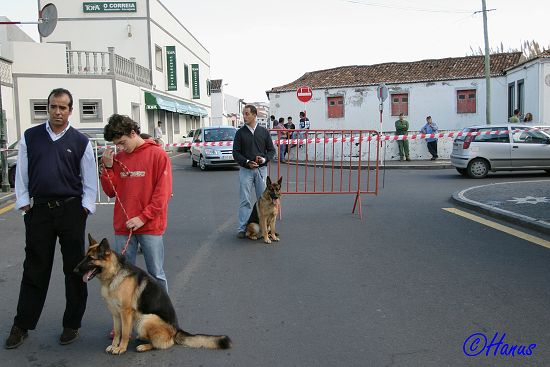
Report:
100,139,172,235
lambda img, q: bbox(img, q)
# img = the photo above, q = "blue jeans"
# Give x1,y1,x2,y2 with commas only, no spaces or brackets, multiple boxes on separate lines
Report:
114,234,168,293
238,166,267,232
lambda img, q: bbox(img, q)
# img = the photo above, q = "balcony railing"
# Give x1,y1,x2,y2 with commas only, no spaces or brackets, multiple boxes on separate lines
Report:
0,57,13,86
66,47,151,87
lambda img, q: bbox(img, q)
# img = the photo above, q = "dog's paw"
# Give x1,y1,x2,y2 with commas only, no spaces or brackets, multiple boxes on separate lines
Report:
136,343,153,352
271,236,280,242
108,345,127,355
263,238,272,244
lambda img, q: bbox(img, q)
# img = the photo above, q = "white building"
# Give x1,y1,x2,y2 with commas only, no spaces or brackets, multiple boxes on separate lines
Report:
210,79,244,127
1,0,212,145
266,52,550,133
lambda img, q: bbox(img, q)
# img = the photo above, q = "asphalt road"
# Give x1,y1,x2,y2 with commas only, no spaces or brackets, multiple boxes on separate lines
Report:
0,154,549,367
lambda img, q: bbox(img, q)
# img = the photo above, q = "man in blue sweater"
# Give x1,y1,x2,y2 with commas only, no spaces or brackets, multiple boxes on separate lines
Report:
5,88,97,349
232,104,276,238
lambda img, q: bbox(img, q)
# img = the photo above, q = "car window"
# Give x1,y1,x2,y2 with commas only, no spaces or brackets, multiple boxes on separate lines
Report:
454,128,477,142
512,129,550,144
473,128,509,143
203,128,236,142
193,129,202,142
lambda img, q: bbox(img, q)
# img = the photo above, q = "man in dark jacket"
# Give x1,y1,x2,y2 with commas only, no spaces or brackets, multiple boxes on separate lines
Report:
232,104,276,238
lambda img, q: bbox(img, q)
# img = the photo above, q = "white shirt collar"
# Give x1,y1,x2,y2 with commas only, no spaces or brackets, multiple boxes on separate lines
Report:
45,121,71,141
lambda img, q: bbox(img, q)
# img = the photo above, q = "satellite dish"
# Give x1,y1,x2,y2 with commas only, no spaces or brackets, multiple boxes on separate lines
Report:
38,3,58,37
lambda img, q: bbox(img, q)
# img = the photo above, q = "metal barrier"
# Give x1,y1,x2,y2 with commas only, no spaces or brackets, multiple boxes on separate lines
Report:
267,129,380,219
90,138,114,205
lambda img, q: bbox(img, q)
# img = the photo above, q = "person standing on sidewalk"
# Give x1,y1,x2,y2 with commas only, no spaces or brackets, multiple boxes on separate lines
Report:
6,88,98,349
100,114,172,293
233,104,276,238
395,113,410,161
420,116,439,160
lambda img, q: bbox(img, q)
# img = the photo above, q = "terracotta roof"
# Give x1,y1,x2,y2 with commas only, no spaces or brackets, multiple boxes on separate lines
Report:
269,52,522,93
210,79,223,92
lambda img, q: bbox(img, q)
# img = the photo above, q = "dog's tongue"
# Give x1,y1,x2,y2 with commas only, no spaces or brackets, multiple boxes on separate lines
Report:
82,270,94,283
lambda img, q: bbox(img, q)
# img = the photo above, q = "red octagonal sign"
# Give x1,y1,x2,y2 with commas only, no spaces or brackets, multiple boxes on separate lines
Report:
296,86,313,103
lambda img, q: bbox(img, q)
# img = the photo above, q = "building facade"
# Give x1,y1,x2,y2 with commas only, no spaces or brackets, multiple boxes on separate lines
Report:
266,52,550,133
2,0,212,145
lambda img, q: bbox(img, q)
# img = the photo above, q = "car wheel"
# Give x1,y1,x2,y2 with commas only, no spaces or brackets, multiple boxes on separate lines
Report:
191,156,197,167
199,156,208,171
467,158,489,179
455,167,468,176
8,166,16,188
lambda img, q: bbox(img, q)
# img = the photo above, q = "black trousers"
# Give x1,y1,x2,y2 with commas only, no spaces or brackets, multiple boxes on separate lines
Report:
427,141,438,158
14,198,88,330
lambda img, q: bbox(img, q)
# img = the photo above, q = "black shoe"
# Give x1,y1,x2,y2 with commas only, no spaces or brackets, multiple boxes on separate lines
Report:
5,325,28,349
236,231,246,239
59,328,79,345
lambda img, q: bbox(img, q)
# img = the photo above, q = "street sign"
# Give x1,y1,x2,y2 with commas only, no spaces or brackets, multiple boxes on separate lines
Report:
377,83,388,102
297,86,313,103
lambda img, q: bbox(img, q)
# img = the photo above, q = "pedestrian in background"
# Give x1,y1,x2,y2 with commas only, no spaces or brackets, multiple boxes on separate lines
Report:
298,111,310,148
421,115,439,160
232,104,276,238
154,120,163,139
6,88,98,349
395,113,410,161
509,109,521,123
269,115,277,129
272,117,285,161
101,114,172,293
523,112,533,123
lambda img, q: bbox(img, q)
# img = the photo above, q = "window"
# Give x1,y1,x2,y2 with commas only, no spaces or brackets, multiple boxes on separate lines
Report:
155,45,163,71
473,128,510,143
174,115,180,134
184,64,189,87
512,129,548,144
30,99,49,123
508,82,515,118
457,89,476,114
517,79,524,117
79,99,102,122
390,93,408,116
327,96,344,118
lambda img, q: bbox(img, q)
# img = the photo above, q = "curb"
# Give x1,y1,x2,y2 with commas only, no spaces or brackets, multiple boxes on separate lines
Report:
451,187,550,236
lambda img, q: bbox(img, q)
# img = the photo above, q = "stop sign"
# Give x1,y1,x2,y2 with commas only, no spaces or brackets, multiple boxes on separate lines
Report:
296,86,313,103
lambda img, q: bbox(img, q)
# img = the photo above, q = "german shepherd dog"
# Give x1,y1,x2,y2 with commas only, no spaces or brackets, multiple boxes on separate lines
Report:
74,234,231,355
246,176,282,244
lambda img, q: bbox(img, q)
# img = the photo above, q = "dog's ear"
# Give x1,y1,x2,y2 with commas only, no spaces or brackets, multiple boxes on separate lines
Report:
277,176,283,186
266,176,272,185
98,238,112,257
88,233,97,247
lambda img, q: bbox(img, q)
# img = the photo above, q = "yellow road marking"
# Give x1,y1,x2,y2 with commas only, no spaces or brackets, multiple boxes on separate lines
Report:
0,203,15,215
443,207,550,250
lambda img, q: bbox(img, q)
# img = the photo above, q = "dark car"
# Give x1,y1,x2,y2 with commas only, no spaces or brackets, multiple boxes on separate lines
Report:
0,139,19,188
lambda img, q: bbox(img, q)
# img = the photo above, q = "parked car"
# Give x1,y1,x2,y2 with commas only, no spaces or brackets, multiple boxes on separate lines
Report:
0,139,19,188
177,129,195,152
190,126,238,170
79,127,109,165
451,124,550,178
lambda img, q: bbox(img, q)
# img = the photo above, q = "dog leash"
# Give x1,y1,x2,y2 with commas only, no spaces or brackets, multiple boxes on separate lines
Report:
100,158,133,255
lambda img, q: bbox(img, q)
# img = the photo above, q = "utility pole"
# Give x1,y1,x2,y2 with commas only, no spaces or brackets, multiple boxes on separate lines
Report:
482,0,491,125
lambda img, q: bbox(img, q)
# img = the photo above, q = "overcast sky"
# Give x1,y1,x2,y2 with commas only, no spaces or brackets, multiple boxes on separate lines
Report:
2,0,549,103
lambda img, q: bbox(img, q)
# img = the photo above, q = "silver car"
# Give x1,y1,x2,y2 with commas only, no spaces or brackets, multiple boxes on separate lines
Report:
451,124,550,178
190,126,237,170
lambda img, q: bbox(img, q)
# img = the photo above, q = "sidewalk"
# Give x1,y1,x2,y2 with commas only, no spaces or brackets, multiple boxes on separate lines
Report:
452,180,550,235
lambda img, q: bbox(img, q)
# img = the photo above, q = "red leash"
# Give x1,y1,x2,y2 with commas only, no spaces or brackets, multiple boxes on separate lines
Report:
100,158,133,255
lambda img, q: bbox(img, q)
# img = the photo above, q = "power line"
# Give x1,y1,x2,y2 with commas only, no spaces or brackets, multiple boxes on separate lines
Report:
341,0,474,14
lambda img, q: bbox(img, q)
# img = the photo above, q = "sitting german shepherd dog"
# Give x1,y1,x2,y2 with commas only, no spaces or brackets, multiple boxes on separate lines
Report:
74,234,231,355
246,176,282,244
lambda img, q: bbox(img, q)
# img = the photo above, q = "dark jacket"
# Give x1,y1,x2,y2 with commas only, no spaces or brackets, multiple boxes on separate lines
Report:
233,124,276,168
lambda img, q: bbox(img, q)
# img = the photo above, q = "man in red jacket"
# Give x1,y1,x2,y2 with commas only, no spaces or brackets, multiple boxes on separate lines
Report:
100,114,172,292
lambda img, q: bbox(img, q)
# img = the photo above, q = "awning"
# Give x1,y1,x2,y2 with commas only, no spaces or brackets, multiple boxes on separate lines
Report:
144,91,208,117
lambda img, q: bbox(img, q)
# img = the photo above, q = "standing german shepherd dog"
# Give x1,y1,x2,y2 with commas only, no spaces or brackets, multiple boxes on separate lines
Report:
246,176,282,244
74,234,231,354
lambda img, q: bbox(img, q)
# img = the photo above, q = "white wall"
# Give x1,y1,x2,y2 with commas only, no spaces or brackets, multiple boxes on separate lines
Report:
268,77,511,133
505,60,541,123
11,42,67,74
15,76,113,135
542,61,550,124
